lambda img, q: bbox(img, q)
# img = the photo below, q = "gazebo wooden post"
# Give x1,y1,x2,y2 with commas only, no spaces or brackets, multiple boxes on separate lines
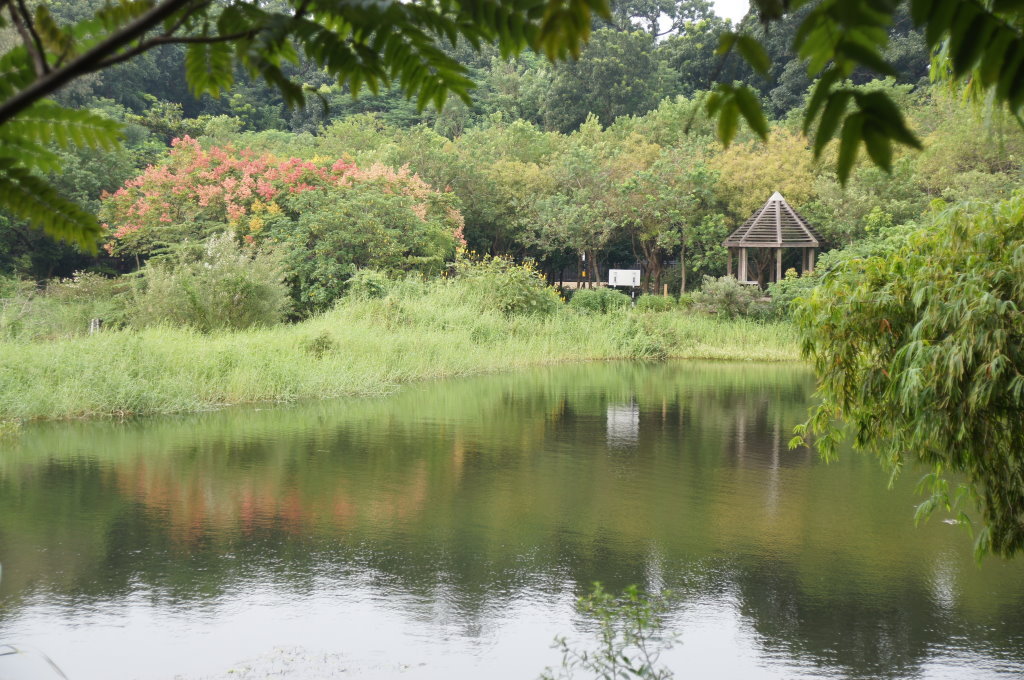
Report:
722,192,821,286
727,248,733,277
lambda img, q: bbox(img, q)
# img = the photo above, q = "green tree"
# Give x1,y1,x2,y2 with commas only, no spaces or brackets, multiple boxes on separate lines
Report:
615,150,723,293
276,182,460,315
657,15,731,97
793,194,1024,558
806,158,926,245
476,52,552,125
912,89,1024,204
524,116,661,282
542,29,670,132
460,117,570,265
608,0,716,37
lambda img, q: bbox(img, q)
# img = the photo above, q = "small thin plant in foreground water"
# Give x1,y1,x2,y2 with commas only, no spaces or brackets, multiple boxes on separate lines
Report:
541,583,677,680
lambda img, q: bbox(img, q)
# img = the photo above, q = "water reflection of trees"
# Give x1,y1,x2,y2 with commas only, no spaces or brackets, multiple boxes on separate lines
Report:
2,362,1024,675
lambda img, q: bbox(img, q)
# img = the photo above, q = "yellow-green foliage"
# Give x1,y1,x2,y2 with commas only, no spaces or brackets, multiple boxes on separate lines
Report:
569,287,630,313
635,294,675,312
0,277,797,421
454,254,562,316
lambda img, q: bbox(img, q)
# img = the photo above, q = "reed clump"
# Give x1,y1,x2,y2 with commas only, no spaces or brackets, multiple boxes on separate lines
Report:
0,276,798,421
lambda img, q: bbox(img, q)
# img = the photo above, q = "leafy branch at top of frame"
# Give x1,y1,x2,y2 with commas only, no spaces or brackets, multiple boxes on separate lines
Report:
0,0,612,248
713,0,1024,185
0,0,614,127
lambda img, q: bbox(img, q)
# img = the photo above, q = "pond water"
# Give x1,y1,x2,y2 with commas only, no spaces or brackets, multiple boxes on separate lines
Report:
1,362,1024,680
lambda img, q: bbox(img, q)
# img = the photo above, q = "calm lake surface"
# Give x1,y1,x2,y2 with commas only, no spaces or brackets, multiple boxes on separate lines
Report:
2,362,1024,680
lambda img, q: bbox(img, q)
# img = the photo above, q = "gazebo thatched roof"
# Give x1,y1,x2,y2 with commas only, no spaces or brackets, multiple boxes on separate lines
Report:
723,192,822,248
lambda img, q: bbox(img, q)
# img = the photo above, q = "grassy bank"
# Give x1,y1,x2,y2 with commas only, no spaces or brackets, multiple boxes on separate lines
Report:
0,279,798,421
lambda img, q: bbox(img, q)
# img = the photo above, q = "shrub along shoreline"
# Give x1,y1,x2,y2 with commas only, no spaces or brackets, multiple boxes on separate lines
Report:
0,278,798,422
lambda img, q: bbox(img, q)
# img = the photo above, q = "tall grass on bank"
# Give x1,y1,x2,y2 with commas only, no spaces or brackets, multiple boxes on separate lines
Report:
0,273,128,341
0,278,798,421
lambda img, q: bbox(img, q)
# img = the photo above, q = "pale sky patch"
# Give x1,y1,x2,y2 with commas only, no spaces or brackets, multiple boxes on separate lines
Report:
713,0,750,22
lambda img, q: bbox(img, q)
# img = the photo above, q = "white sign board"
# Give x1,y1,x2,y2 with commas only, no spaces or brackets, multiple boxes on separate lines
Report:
608,269,641,287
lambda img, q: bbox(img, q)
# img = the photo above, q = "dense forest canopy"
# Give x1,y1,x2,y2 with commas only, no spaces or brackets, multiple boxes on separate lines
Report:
0,1,1007,293
2,0,1023,244
0,0,959,282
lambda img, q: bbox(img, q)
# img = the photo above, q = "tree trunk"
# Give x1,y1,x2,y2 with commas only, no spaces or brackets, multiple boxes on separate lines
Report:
680,244,686,294
639,241,659,294
587,250,600,288
650,251,662,295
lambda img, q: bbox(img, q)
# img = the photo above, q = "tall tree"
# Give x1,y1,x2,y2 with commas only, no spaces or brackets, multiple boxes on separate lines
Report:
608,0,716,37
614,149,723,293
542,29,670,132
658,14,732,97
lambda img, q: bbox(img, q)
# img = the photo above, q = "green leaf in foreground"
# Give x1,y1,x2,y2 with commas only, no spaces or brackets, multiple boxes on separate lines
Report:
734,85,769,141
836,111,864,184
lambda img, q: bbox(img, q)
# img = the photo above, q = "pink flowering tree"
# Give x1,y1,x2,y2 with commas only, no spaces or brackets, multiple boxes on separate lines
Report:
100,136,465,312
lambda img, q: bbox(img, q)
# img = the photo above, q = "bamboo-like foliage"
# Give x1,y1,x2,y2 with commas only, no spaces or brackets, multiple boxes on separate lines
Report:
792,194,1024,558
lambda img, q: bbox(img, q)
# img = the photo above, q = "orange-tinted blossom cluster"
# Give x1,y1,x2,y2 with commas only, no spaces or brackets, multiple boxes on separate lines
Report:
100,136,465,254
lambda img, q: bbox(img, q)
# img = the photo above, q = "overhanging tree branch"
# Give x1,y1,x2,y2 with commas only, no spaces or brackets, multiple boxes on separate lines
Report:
0,0,195,126
8,2,48,77
15,0,49,73
0,0,613,248
96,31,258,70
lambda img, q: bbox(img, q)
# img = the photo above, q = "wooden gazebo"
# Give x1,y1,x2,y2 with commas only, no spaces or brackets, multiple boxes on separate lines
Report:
723,192,822,285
